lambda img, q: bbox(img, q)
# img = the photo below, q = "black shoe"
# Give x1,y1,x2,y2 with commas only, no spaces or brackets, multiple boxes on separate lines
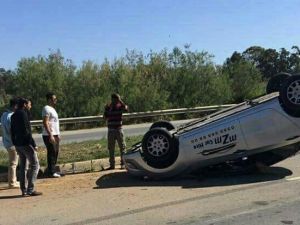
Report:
27,191,43,196
22,192,28,197
105,166,115,170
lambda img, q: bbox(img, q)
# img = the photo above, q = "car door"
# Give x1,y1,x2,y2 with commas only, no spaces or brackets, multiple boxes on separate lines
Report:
179,117,247,163
239,108,300,150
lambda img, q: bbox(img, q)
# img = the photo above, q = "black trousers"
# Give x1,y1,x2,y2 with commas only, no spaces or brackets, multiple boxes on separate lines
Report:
43,135,60,175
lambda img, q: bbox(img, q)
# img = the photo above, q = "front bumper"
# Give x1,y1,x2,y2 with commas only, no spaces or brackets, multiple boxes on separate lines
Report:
123,143,189,179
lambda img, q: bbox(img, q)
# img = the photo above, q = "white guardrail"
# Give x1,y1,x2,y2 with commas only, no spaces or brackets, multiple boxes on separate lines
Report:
0,104,236,128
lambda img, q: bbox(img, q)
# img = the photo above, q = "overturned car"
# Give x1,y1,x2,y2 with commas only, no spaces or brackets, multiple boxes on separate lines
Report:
124,73,300,178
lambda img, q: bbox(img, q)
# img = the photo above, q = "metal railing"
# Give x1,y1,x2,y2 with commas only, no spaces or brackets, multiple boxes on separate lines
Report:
27,104,236,127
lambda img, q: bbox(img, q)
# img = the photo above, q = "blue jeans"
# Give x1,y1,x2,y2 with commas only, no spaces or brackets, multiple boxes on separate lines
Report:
16,145,40,194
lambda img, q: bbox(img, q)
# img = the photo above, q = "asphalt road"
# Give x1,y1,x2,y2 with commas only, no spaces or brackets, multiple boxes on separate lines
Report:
1,154,300,225
0,119,193,150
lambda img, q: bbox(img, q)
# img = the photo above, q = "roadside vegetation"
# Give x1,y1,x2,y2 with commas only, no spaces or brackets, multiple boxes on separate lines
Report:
1,45,299,120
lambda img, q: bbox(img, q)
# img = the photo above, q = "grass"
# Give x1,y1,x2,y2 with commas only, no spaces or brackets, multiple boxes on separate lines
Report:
0,135,143,173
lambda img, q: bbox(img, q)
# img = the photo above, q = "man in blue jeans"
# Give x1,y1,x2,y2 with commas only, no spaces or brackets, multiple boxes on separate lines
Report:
11,98,42,197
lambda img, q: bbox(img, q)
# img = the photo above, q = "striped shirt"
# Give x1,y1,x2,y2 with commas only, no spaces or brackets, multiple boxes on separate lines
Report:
104,102,128,129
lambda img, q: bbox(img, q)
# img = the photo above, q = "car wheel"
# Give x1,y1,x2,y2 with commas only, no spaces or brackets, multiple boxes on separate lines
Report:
142,128,178,168
266,72,291,94
149,120,175,131
279,75,300,117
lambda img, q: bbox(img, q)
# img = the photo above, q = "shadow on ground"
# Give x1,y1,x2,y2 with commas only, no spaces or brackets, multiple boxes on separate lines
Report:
0,194,24,200
95,166,292,189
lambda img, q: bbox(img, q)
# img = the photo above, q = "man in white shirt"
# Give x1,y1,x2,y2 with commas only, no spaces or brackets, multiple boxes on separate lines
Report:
42,92,61,178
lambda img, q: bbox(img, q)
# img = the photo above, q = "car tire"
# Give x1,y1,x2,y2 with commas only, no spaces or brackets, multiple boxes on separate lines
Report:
266,72,291,94
279,75,300,117
142,128,178,169
149,120,175,131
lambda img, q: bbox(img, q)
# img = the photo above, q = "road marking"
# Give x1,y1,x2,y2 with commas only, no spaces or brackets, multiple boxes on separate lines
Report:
286,176,300,181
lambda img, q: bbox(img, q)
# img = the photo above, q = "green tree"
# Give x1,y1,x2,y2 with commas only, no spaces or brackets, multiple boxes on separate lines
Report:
223,59,264,103
14,51,76,119
164,46,231,107
2,45,279,120
231,46,300,79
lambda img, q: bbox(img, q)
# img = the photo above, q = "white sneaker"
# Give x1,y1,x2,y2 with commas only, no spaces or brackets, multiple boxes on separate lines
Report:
52,173,61,178
8,182,20,189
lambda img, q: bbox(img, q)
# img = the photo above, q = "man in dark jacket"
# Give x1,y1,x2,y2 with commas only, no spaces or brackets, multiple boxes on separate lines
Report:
103,93,128,170
11,98,42,197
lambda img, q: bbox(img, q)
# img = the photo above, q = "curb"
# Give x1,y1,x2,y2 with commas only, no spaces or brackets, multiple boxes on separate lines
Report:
0,156,121,182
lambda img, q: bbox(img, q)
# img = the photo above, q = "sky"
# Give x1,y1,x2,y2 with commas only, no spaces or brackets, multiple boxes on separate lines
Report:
0,0,299,70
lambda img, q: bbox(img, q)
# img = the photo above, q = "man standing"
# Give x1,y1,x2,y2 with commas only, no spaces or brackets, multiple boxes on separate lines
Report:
42,92,61,178
11,98,42,196
1,98,19,188
103,93,128,170
25,99,32,120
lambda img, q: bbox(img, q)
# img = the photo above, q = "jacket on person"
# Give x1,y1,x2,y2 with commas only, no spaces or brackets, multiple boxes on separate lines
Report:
11,109,36,147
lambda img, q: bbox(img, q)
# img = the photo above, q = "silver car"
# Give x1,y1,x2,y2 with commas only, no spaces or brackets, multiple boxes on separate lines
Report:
124,73,300,178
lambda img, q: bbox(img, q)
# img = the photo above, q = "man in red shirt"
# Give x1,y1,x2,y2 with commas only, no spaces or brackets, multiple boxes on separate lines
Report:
103,93,128,170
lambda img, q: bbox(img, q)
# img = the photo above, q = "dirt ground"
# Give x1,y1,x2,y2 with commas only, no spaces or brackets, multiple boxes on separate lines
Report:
0,168,123,200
